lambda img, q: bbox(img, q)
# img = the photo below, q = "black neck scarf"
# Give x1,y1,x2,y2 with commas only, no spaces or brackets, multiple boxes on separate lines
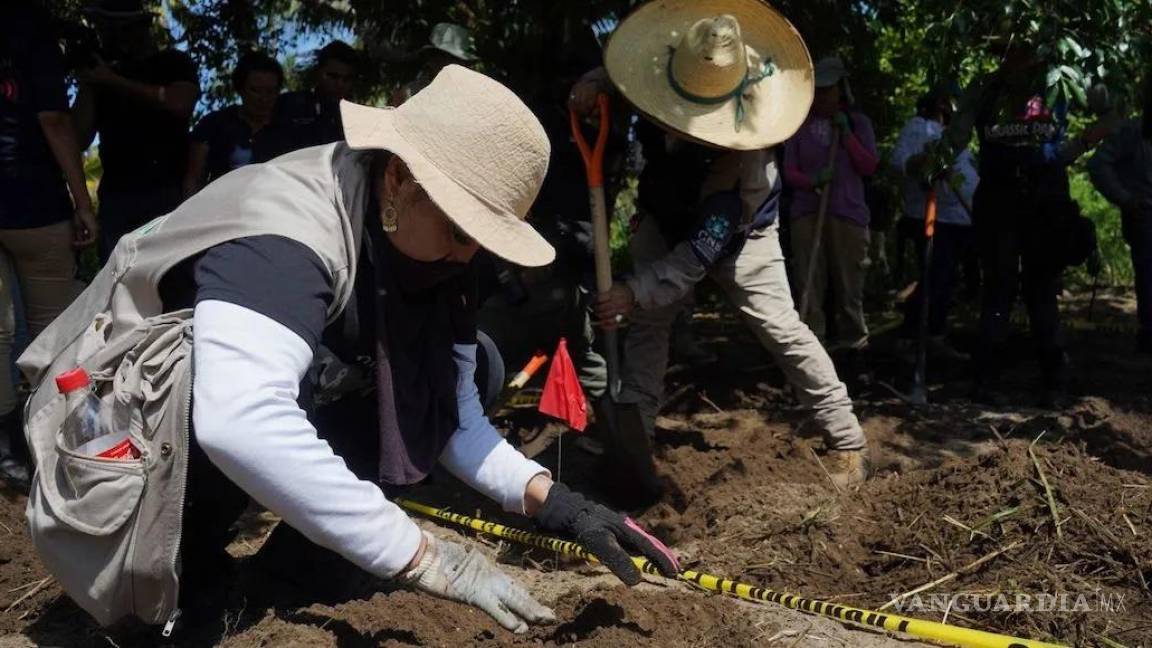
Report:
368,201,478,486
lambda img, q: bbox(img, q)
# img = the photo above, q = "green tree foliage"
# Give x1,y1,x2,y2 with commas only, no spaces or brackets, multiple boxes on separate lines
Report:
167,0,295,103
41,0,1152,283
42,0,1151,127
893,0,1149,102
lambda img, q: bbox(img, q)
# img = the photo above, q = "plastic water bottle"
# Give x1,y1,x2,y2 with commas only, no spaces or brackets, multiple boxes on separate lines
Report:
56,368,140,460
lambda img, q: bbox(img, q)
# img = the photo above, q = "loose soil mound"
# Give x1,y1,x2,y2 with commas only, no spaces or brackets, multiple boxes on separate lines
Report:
640,411,1152,646
219,588,766,647
0,494,58,637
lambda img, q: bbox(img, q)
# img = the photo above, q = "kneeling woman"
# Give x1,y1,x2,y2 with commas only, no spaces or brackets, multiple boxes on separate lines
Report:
26,67,677,634
184,67,680,630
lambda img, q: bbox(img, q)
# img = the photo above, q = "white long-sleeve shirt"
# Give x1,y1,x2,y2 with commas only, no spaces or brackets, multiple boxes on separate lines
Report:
192,299,548,577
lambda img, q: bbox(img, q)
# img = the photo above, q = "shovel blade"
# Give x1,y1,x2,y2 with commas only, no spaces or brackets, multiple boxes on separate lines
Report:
599,401,664,509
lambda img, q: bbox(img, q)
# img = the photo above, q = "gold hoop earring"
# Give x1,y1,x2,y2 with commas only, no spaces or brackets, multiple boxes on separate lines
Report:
381,203,399,233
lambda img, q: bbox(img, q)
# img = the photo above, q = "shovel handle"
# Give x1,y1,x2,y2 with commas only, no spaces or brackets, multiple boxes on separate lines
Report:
570,95,621,397
571,95,616,296
798,128,841,321
570,94,611,189
924,187,938,239
911,186,939,406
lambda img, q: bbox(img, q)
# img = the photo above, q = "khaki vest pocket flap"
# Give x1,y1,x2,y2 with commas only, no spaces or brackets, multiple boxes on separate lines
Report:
48,451,145,536
27,396,145,537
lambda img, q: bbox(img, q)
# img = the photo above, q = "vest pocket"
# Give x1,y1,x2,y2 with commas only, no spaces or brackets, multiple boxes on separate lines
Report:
27,394,146,537
26,442,146,626
49,442,145,536
25,312,192,627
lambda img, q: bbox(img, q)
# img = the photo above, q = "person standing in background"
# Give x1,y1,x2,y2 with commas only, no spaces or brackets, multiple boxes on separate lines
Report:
477,43,610,425
71,0,199,262
391,23,478,105
183,52,285,197
946,38,1108,406
0,4,95,490
1089,73,1152,355
271,41,357,153
892,85,979,361
783,56,879,351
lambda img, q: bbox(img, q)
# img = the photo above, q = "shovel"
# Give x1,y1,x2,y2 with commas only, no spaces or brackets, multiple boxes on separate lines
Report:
878,187,939,407
909,187,939,406
571,95,663,507
798,128,841,322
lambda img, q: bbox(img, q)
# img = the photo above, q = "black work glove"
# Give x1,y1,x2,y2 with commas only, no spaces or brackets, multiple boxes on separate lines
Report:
533,482,680,585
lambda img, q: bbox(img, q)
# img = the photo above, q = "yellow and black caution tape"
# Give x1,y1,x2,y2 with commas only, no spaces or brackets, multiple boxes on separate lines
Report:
507,390,542,409
397,498,1067,648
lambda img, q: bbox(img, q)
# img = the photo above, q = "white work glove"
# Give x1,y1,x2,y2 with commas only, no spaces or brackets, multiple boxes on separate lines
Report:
398,532,556,633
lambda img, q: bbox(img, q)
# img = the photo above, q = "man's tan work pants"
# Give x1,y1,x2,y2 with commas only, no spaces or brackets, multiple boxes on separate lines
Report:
619,216,865,451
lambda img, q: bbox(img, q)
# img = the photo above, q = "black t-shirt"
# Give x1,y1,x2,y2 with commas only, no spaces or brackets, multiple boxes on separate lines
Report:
159,235,333,350
191,106,289,185
95,49,198,191
973,73,1070,195
158,231,473,427
159,231,398,383
158,235,334,416
265,89,344,157
0,6,73,229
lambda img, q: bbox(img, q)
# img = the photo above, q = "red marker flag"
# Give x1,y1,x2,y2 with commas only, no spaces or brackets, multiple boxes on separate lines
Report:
538,338,587,432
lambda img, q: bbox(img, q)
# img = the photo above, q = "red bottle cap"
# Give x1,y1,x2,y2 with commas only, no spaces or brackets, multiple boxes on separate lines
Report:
55,368,91,394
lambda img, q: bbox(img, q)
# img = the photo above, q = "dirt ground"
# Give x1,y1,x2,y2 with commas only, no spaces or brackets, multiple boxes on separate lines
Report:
1,287,1149,647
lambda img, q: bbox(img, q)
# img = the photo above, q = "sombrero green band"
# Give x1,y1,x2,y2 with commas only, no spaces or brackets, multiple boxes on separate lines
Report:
605,0,814,151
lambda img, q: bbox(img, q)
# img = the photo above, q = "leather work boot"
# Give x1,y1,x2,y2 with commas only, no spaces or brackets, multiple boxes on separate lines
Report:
0,452,30,494
825,447,872,490
0,411,30,494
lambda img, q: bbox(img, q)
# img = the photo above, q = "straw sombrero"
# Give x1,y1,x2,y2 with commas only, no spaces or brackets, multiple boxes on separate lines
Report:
341,66,555,267
604,0,813,151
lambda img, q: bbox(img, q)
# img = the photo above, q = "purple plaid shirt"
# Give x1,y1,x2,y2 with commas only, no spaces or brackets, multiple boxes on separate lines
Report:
783,112,878,226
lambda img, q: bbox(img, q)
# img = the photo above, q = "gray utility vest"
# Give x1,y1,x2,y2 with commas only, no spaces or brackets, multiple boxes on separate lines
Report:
18,143,369,631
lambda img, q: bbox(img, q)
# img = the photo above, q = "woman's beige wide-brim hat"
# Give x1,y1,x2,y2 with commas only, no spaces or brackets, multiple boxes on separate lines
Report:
605,0,813,151
340,65,555,267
